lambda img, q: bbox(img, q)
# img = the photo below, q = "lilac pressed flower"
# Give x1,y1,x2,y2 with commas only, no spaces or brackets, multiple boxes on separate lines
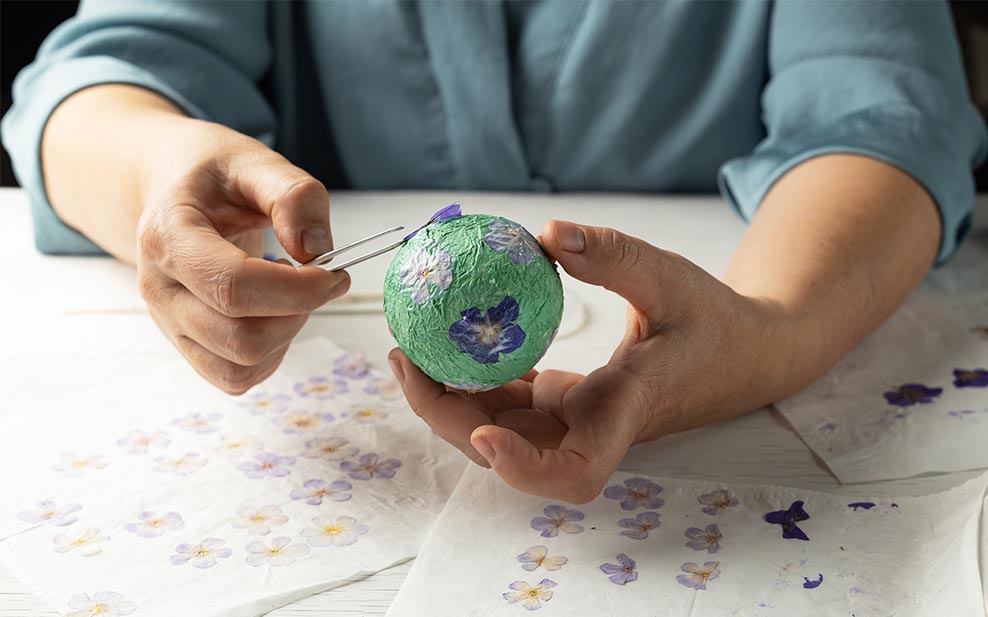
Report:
685,524,723,554
676,561,721,590
245,536,310,566
171,538,232,568
290,479,352,505
697,489,739,515
232,505,288,535
344,404,389,423
214,435,263,458
530,505,584,538
52,453,108,477
502,579,556,610
53,528,109,556
301,515,369,547
153,453,208,476
294,376,348,399
517,545,568,571
238,453,296,479
883,384,943,406
275,411,335,434
340,453,401,480
171,412,221,434
17,500,81,526
803,573,824,589
125,511,184,538
399,247,454,304
334,353,370,379
600,553,638,585
448,296,526,364
116,429,170,454
302,436,358,461
239,392,290,415
953,368,988,388
618,511,661,540
364,378,402,400
484,219,543,266
847,502,876,511
402,203,463,241
66,592,137,617
764,500,811,541
603,478,664,511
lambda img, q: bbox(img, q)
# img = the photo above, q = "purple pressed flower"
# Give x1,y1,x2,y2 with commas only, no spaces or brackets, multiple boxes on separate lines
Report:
399,248,453,304
153,453,207,476
301,515,369,547
883,384,943,406
17,500,81,526
171,538,232,568
245,536,310,566
448,296,526,364
530,505,584,538
603,478,664,511
697,489,738,515
847,502,876,511
517,545,567,571
52,453,108,477
685,524,723,553
803,573,824,589
617,511,661,540
66,592,137,617
239,392,290,415
232,505,288,535
340,453,401,480
484,219,543,266
502,578,556,610
953,368,988,388
171,412,221,434
403,203,463,241
294,376,348,399
275,411,335,434
334,353,370,379
600,553,638,585
290,479,352,505
676,561,721,590
364,378,402,400
125,511,184,538
116,429,170,454
238,453,296,479
764,500,811,541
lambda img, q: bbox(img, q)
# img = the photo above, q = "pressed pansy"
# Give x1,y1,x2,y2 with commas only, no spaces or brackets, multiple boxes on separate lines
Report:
685,524,723,553
676,561,721,590
295,376,348,399
301,515,369,547
399,247,454,304
125,511,184,538
154,452,208,476
238,452,296,479
803,573,824,589
275,411,335,434
245,536,310,566
171,538,232,568
116,429,170,454
600,553,638,585
171,412,221,434
17,500,81,526
403,203,462,241
239,392,290,415
334,353,370,379
340,453,401,480
517,545,567,572
530,505,584,538
214,435,263,457
66,591,136,617
53,527,109,556
883,383,943,406
302,436,358,461
953,368,988,388
344,404,388,423
502,579,556,610
697,489,739,515
364,378,402,400
52,453,108,477
617,511,661,540
290,479,353,505
232,505,288,535
765,500,811,541
604,477,664,511
448,296,527,364
484,218,543,266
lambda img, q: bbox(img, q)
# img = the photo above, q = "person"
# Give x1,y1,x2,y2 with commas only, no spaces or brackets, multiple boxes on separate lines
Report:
3,1,984,503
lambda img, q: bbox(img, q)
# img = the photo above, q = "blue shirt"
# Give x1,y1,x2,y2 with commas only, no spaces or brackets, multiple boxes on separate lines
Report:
3,0,985,263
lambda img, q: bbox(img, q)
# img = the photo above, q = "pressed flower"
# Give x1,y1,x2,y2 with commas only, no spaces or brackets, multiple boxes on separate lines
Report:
600,553,638,585
334,353,370,379
502,578,556,610
685,524,723,553
400,248,453,304
484,219,543,266
697,489,739,515
171,412,221,434
764,500,811,541
274,411,334,434
617,511,661,540
214,435,263,457
53,527,109,556
52,453,108,477
517,545,567,572
301,436,358,461
676,561,720,590
66,591,136,617
803,573,824,589
239,392,290,415
295,376,348,399
301,515,369,547
883,384,942,406
170,538,232,568
238,453,296,479
245,536,310,566
953,368,988,388
340,453,400,480
17,500,81,526
344,404,388,423
231,505,288,535
153,452,208,476
402,203,462,241
290,479,352,505
847,502,876,511
530,505,584,538
448,296,526,364
603,478,664,511
116,429,170,454
364,378,402,400
125,511,184,538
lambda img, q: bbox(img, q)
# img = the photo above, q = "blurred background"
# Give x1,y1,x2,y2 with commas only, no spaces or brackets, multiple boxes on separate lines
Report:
3,0,988,189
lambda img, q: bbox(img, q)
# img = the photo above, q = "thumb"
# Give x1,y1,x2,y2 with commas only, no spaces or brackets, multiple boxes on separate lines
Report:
541,220,684,317
228,151,333,263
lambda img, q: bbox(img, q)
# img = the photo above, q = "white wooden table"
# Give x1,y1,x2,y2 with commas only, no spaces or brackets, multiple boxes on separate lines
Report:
2,187,984,616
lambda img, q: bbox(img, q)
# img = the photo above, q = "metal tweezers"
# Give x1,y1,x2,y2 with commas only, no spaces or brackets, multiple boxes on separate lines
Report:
302,225,407,271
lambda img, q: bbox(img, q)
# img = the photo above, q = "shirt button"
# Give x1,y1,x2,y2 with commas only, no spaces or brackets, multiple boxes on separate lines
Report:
528,176,554,193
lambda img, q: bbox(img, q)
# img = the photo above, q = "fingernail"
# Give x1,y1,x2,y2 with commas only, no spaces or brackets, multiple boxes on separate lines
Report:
555,221,586,253
302,227,332,256
388,357,405,384
473,437,495,463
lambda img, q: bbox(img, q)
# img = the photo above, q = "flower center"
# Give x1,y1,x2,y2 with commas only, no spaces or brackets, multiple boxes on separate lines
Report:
478,324,502,346
527,589,539,598
250,515,265,523
197,548,209,557
324,525,341,536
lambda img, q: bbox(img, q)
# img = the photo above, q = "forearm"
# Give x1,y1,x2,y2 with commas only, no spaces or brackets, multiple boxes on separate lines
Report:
41,84,186,263
724,153,940,401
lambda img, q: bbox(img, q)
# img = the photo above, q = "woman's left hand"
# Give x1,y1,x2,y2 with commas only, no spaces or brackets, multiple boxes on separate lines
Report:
388,219,793,503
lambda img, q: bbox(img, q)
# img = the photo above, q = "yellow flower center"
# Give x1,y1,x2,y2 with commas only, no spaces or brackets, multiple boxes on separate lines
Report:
323,525,341,536
478,325,501,346
527,589,540,598
420,268,432,277
196,548,209,557
357,409,374,417
269,548,280,555
250,514,265,523
94,606,107,614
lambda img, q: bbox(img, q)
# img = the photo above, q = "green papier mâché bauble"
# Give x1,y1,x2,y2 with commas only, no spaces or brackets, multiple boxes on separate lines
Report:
383,210,563,392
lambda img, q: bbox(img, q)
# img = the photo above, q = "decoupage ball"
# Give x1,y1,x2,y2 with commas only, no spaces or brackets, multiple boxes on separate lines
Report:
383,209,564,392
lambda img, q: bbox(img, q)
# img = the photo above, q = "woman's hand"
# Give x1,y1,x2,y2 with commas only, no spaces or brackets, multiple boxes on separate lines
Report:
388,220,792,503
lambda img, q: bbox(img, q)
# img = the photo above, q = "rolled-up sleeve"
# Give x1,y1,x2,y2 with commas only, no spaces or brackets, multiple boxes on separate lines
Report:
718,1,987,265
0,0,275,254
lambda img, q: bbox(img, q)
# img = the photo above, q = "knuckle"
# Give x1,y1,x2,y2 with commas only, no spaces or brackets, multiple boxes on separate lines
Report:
279,177,328,211
226,320,277,366
212,266,250,317
215,363,257,396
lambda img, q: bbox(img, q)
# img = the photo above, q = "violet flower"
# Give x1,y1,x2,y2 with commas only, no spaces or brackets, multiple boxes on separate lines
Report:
883,384,942,406
676,561,720,590
448,296,526,364
764,500,811,541
617,511,661,540
953,368,988,388
697,489,739,515
600,553,638,585
290,479,352,505
403,203,462,241
238,453,296,479
603,478,664,511
340,453,401,480
484,218,543,266
530,505,584,538
803,573,824,589
685,524,723,553
399,248,453,304
502,579,556,610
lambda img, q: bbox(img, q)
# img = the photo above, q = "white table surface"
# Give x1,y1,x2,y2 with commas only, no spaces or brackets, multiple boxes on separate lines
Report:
2,187,985,616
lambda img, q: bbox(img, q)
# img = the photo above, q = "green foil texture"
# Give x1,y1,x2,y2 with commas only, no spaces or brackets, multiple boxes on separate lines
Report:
383,214,564,391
